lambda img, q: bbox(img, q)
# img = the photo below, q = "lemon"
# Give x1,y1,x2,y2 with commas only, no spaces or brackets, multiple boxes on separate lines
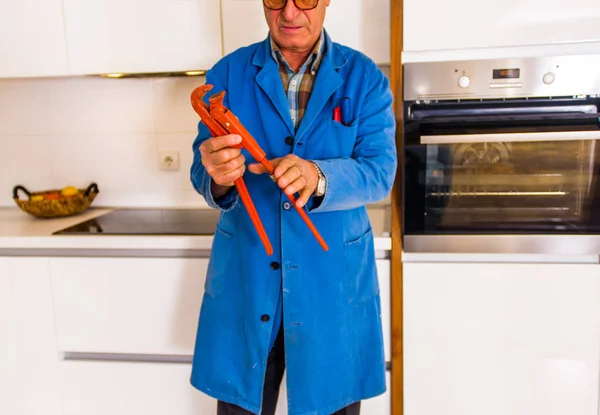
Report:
31,195,44,202
61,186,78,197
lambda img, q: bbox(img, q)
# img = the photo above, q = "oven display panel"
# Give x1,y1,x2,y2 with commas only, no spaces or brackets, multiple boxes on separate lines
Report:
493,68,520,79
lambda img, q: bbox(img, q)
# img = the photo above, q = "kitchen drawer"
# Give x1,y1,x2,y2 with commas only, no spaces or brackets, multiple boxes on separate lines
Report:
50,257,391,361
50,257,208,355
59,360,215,415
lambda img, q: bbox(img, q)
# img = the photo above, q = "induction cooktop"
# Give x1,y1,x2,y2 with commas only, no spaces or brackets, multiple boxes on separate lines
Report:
52,209,221,235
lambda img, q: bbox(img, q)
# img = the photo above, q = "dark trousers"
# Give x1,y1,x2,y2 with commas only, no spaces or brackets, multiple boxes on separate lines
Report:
217,327,360,415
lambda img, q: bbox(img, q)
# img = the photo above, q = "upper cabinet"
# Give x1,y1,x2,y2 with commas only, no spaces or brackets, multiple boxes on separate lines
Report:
63,0,223,75
324,0,390,65
221,0,269,56
0,0,392,78
404,0,600,52
221,0,390,64
0,0,69,78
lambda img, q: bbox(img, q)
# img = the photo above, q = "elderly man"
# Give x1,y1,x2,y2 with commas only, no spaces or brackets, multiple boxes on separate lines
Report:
189,0,397,414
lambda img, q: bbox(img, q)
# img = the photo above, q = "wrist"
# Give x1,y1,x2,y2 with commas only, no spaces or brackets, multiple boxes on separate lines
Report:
211,180,234,200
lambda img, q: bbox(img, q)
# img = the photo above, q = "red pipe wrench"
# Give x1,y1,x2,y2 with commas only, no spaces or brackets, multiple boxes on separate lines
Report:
190,84,329,255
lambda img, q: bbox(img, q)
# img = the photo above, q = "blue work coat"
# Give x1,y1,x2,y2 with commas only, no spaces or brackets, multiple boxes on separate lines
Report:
190,30,397,415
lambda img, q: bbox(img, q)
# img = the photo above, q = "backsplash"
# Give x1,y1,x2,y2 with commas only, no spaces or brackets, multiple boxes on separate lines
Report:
0,65,392,209
0,75,208,207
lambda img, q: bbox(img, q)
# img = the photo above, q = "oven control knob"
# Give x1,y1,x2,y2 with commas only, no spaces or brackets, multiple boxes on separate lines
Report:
458,75,471,88
543,72,555,85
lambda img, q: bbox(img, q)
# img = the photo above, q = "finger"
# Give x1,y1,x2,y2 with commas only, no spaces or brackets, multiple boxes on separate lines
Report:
269,158,283,169
203,134,241,153
216,164,246,186
248,158,282,175
211,148,242,166
283,175,306,197
203,151,243,179
221,154,246,172
296,187,313,208
247,163,267,175
273,156,297,179
277,166,302,189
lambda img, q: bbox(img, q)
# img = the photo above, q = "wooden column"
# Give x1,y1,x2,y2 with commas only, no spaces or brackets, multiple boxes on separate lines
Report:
390,0,404,414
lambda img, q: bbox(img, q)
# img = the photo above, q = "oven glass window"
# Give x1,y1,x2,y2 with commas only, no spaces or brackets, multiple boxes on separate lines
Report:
405,138,600,234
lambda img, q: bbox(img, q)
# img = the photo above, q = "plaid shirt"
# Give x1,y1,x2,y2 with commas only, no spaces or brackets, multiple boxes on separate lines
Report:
270,30,325,130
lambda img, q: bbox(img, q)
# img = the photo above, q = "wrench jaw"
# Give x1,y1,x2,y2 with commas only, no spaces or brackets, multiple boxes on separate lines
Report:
208,92,230,128
208,91,227,108
191,85,213,107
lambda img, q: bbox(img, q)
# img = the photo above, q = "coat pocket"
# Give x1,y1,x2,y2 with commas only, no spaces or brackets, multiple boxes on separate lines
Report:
344,227,379,303
204,226,235,297
328,119,359,158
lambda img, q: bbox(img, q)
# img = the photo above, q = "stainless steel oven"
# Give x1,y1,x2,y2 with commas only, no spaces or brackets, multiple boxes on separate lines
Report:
402,54,600,254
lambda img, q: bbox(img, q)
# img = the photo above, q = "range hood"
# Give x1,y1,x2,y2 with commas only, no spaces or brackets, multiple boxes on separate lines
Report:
95,70,206,79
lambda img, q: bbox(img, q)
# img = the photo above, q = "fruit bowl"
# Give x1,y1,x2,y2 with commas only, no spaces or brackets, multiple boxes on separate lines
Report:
12,183,99,219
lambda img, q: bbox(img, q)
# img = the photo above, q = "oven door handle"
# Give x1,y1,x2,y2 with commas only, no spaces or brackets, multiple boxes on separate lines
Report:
420,130,600,144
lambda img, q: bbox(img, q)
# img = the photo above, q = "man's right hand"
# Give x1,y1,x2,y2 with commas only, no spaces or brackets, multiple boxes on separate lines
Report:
200,134,245,199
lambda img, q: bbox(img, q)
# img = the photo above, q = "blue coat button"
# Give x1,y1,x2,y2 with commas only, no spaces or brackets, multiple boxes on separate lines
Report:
283,201,292,210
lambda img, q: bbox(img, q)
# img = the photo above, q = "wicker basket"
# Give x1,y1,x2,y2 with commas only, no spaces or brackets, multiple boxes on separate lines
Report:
12,183,99,219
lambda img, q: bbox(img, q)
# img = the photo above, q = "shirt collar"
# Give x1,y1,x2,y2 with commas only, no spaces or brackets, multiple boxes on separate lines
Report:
270,29,325,74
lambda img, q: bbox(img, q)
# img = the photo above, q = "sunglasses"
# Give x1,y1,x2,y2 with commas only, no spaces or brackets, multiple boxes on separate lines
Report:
263,0,319,11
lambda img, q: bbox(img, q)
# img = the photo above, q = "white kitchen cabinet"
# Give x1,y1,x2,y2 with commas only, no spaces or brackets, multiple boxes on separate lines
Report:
221,0,390,64
403,262,600,415
50,257,208,355
59,360,216,415
0,0,69,78
404,0,600,52
63,0,223,75
221,0,269,56
0,257,62,415
324,0,390,64
50,256,391,360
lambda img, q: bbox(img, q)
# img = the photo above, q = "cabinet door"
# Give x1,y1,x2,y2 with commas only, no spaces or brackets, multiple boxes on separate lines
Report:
64,0,223,75
0,259,17,414
221,0,268,55
403,262,600,415
221,0,390,64
0,0,69,77
60,360,216,415
50,257,208,356
324,0,390,64
404,0,600,52
0,257,62,415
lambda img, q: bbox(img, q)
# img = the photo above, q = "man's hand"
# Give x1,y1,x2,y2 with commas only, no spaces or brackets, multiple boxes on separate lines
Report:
199,134,245,199
248,154,319,208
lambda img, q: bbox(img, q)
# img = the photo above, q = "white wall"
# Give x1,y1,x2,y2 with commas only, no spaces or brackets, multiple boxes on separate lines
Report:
0,75,209,208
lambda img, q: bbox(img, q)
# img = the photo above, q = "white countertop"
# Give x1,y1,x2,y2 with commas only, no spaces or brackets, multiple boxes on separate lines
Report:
0,207,392,253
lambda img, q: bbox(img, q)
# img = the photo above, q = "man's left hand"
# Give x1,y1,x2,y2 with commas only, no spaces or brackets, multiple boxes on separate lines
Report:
248,154,319,208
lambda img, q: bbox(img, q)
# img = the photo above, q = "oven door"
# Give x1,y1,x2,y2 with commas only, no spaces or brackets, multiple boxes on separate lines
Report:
403,98,600,236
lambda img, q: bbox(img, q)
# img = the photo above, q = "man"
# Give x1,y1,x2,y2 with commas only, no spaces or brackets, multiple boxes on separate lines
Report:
189,0,397,414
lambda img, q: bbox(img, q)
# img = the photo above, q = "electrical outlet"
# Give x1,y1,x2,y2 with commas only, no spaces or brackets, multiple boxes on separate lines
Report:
158,150,180,171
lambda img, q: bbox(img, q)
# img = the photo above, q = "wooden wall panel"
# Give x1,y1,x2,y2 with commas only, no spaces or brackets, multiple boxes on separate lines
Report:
390,0,404,414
